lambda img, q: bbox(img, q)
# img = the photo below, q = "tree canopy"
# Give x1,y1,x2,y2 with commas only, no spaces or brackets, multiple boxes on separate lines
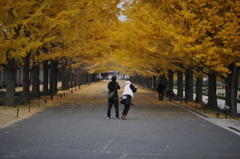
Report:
1,0,239,76
0,0,121,70
106,0,240,78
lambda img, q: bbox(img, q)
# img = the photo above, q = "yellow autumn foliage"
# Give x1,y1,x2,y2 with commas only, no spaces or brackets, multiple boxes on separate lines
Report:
0,0,239,79
113,0,240,77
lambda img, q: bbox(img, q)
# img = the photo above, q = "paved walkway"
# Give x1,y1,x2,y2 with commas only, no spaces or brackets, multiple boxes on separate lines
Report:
0,80,240,159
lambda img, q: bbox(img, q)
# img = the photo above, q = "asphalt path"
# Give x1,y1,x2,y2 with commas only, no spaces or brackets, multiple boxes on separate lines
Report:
0,80,240,159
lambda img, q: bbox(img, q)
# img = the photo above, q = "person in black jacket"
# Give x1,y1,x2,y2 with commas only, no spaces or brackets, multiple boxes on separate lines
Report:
156,80,165,101
107,76,120,119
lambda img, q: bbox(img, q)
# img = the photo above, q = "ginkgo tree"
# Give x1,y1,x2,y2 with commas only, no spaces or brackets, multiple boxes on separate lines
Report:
114,0,240,115
0,0,50,106
0,0,121,106
161,0,240,115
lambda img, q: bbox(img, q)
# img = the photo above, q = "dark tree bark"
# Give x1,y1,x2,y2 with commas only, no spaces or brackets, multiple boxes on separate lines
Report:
160,75,167,92
61,61,70,90
225,73,231,107
177,71,183,99
70,72,73,88
53,61,58,93
73,71,77,87
32,65,40,98
23,54,30,103
81,70,86,85
207,72,217,109
195,77,203,104
185,69,193,103
88,73,91,85
5,59,17,106
50,60,58,99
168,70,174,90
77,68,81,89
225,63,239,116
43,60,49,95
153,75,157,92
140,75,143,87
92,74,96,83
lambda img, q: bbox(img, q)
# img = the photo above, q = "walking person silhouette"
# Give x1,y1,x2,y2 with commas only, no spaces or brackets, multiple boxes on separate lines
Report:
107,76,120,119
156,80,165,101
120,79,137,120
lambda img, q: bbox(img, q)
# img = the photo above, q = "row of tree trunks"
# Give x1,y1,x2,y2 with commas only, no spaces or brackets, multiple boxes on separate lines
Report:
3,56,96,107
135,67,239,116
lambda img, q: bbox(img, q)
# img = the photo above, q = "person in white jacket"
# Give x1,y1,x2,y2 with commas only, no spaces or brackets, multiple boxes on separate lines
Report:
120,80,137,119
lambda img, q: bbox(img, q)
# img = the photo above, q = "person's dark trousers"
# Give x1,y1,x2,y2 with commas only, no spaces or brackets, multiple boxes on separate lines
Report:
122,95,131,116
122,104,130,116
159,92,163,101
107,98,119,118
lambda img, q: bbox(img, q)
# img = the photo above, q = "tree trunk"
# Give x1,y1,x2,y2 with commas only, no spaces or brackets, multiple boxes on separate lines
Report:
43,60,49,95
5,59,17,106
77,68,81,89
160,75,167,93
168,70,174,90
177,71,183,99
207,72,217,109
83,70,88,85
225,73,231,107
73,71,77,87
61,62,70,90
70,72,73,88
23,55,30,104
140,76,143,87
154,75,158,88
225,62,239,116
88,73,92,85
50,59,58,99
53,60,58,93
32,65,40,98
92,74,96,83
185,69,193,103
195,77,203,104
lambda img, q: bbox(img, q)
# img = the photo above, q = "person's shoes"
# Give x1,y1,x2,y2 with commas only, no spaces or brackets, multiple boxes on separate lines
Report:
122,115,127,120
107,117,110,119
116,118,119,120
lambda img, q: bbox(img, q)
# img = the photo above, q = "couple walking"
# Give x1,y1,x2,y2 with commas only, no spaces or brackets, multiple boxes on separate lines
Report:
107,76,137,120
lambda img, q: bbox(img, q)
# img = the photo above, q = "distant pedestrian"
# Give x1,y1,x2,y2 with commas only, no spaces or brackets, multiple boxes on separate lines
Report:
166,89,175,101
156,80,165,101
120,79,137,120
107,76,120,119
